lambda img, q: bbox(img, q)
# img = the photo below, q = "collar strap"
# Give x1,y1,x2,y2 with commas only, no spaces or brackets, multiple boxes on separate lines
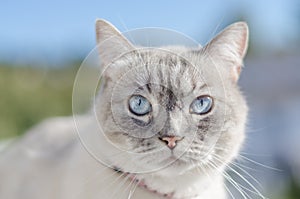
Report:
113,166,175,198
112,167,200,199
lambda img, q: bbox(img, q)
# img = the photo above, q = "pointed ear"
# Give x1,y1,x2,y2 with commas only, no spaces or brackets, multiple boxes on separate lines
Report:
204,22,249,82
95,19,134,65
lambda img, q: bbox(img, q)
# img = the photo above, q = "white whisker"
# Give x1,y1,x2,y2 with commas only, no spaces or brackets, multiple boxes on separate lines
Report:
214,153,263,189
122,175,138,198
196,160,236,199
110,173,132,199
238,154,282,171
224,182,236,199
212,154,266,199
207,160,249,199
128,177,139,199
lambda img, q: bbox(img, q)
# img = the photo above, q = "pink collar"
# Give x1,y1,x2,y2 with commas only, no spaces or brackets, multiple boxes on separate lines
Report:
113,166,199,199
129,175,175,198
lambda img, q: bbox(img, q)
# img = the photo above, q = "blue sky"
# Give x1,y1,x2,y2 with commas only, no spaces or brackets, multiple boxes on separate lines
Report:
0,0,299,65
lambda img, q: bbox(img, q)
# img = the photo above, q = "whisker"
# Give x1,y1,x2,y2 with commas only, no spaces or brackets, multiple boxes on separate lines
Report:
212,155,266,199
231,160,262,172
213,153,263,189
239,152,273,158
110,173,133,199
207,160,249,199
223,169,251,199
246,124,274,134
224,182,236,199
238,154,282,171
195,160,236,199
204,160,236,199
202,145,274,170
102,171,128,193
128,177,139,199
121,175,138,198
91,157,136,198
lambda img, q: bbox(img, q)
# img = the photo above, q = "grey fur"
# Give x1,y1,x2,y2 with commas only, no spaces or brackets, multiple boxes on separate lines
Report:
0,19,249,199
95,20,249,198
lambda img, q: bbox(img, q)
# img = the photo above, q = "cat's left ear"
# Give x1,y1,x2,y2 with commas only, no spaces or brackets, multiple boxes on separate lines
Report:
95,19,134,66
203,22,249,82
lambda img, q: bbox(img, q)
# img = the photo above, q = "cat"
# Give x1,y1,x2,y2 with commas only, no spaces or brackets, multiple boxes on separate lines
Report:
0,19,249,199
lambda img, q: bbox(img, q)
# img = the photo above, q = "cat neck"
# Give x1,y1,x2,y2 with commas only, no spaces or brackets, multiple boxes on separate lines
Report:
112,164,226,199
82,117,227,198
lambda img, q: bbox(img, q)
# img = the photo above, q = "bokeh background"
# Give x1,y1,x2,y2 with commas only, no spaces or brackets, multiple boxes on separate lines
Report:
1,0,300,198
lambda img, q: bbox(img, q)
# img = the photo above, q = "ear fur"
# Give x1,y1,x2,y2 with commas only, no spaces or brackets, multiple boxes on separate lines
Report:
95,19,134,65
204,22,249,82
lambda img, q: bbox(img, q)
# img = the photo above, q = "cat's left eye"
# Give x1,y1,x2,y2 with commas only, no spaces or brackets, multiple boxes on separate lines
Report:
128,95,152,116
190,95,213,115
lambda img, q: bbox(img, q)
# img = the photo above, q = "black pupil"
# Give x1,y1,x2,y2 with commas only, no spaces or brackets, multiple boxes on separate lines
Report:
138,98,142,106
200,99,204,106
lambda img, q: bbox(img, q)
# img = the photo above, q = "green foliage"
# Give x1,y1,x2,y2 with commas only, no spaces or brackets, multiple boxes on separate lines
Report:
0,64,79,139
284,176,300,199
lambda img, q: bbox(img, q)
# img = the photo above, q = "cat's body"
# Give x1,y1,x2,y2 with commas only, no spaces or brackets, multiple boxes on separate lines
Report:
0,116,225,199
0,20,249,199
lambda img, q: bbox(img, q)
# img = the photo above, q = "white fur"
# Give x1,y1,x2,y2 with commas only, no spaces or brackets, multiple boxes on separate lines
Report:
0,19,249,199
0,116,224,199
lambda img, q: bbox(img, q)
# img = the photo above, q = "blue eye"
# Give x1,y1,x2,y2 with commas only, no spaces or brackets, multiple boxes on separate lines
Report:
190,95,213,115
128,95,152,116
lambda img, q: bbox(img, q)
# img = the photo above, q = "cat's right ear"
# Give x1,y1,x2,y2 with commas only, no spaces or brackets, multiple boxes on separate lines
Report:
95,19,134,66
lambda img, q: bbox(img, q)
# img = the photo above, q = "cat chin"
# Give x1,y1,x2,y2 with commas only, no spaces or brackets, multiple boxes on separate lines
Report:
151,159,195,176
124,157,192,176
167,162,194,175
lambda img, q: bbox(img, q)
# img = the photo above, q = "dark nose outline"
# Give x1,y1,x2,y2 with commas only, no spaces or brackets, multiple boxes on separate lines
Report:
159,136,183,149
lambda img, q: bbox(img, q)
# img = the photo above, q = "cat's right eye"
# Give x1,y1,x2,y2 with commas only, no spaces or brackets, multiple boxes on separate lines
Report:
128,95,152,116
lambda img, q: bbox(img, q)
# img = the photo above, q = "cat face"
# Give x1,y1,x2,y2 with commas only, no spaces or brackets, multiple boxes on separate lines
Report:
95,20,248,174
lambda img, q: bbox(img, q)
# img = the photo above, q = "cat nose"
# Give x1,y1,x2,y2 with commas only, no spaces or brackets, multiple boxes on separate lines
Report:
159,136,183,149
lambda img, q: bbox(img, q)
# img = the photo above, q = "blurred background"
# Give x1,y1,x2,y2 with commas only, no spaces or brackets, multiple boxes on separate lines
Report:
1,0,300,198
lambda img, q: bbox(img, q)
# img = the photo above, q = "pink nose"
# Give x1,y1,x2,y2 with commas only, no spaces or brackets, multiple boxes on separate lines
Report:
159,136,183,149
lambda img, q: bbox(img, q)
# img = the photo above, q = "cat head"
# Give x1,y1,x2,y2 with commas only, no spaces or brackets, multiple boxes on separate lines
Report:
95,19,249,175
